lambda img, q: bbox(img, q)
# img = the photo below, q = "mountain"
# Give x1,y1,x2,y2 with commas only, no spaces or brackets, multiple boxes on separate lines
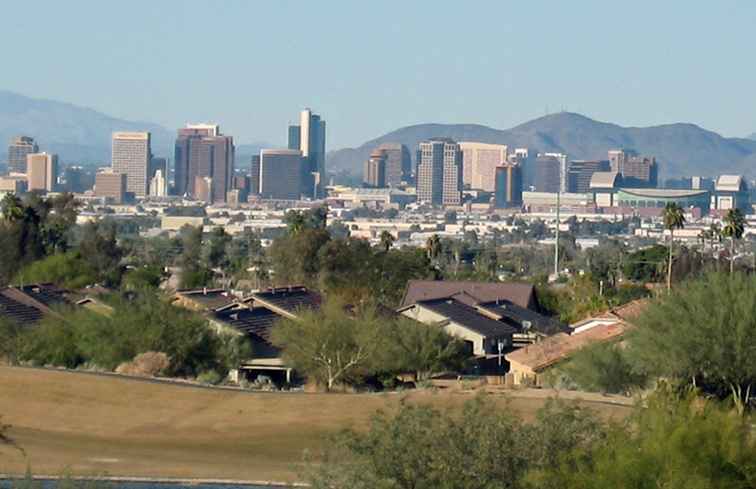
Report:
328,113,756,179
748,133,756,141
0,90,173,166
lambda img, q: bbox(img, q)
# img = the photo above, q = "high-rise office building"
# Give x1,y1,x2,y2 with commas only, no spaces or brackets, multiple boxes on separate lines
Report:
249,155,261,195
567,159,610,193
375,143,412,186
259,149,305,200
460,142,508,191
288,109,326,197
417,139,462,206
173,124,235,202
112,132,151,198
7,136,38,174
608,149,626,174
494,163,523,208
26,152,58,192
543,152,568,193
533,155,561,193
61,166,94,193
509,148,535,190
608,149,658,188
95,171,128,203
364,150,387,188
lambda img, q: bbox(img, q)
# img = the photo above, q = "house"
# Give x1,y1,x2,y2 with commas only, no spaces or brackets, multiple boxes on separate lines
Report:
209,285,322,384
0,283,70,326
172,288,237,312
398,297,516,357
505,321,628,386
474,298,569,346
401,280,541,310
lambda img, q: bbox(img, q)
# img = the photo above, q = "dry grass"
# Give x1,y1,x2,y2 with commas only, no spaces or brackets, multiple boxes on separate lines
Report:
0,366,631,483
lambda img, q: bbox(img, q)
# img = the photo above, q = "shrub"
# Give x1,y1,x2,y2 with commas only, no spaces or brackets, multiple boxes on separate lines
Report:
196,369,223,385
115,351,170,377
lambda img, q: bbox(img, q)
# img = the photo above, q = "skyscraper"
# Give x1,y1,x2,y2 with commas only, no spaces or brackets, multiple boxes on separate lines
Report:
288,109,326,198
249,155,261,195
608,149,657,187
173,124,235,202
364,150,387,188
494,163,523,208
567,160,610,193
533,155,561,193
459,142,508,191
375,143,412,186
112,132,151,198
543,152,568,193
8,136,39,174
417,139,462,206
26,152,58,192
259,149,305,200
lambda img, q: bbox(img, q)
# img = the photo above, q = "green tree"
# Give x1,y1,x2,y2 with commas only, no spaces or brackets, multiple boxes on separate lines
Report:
378,230,395,252
385,318,467,381
268,228,331,286
1,193,24,221
662,202,685,291
178,225,212,289
560,341,646,394
629,273,756,414
722,208,746,275
0,317,26,365
537,391,756,489
271,300,387,390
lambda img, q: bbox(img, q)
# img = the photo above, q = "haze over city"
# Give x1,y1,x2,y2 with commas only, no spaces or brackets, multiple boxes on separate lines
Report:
2,1,756,147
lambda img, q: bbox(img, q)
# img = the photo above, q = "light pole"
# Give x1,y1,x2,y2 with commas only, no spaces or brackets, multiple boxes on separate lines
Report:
554,189,560,279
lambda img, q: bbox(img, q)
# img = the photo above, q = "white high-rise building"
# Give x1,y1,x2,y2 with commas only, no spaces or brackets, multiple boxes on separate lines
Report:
543,152,568,193
112,132,151,198
149,169,168,197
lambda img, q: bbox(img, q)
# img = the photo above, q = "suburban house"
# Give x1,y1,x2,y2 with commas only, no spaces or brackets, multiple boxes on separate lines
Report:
474,298,569,345
209,286,322,384
401,280,542,310
398,297,516,357
0,283,70,326
172,287,237,312
504,299,649,386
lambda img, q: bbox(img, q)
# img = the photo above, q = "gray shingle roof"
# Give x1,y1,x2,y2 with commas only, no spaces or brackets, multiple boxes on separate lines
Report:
402,280,537,310
418,298,516,337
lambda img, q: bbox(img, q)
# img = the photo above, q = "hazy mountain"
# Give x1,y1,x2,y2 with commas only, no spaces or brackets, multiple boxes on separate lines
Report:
328,113,756,179
748,133,756,141
0,90,174,166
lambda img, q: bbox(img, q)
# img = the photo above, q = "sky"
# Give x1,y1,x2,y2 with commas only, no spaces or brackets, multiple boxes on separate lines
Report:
3,1,756,148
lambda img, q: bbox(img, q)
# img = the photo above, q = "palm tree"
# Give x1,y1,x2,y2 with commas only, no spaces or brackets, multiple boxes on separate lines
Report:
722,208,746,275
379,230,395,252
662,202,686,291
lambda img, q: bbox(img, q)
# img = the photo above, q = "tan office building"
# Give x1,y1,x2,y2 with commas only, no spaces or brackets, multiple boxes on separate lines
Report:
459,142,508,191
112,132,151,198
95,171,128,203
26,152,58,192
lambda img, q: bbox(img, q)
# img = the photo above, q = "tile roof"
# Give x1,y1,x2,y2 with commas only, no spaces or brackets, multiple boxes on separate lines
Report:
476,299,569,335
175,288,236,310
213,306,282,343
417,298,516,337
607,298,650,324
402,280,537,309
0,284,69,326
247,286,322,318
505,322,627,371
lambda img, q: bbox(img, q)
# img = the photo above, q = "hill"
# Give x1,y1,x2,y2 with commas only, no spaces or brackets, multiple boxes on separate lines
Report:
0,90,174,165
327,113,756,179
748,133,756,141
0,366,630,481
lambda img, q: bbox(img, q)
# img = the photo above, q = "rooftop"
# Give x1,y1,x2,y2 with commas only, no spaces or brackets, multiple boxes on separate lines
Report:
213,305,282,343
247,286,322,318
402,280,537,310
476,299,569,335
505,322,627,371
617,188,709,198
416,298,516,337
174,288,236,311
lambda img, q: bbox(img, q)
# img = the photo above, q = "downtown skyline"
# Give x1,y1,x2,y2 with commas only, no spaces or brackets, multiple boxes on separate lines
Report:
2,1,755,149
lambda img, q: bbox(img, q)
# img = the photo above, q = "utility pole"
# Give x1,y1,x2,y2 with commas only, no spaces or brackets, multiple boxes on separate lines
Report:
554,189,560,279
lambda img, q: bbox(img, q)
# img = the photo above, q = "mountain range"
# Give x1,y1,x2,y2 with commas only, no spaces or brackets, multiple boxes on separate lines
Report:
1,90,755,179
327,113,756,179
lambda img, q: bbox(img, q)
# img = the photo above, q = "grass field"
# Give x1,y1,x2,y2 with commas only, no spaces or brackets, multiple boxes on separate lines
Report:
0,366,632,483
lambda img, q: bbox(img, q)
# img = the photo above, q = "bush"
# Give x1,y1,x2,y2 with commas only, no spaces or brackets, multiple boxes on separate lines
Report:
196,369,224,385
115,351,170,377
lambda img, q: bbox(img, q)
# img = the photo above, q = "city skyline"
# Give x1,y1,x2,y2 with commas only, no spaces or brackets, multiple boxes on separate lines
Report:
1,1,755,149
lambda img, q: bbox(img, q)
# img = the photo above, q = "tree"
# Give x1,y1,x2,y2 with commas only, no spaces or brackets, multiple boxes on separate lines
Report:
560,341,646,394
77,221,124,286
425,234,442,264
385,318,467,381
1,193,24,221
662,202,685,291
722,208,746,275
629,273,756,414
270,300,387,390
0,317,26,366
178,225,212,289
268,228,331,286
378,231,395,252
536,391,756,489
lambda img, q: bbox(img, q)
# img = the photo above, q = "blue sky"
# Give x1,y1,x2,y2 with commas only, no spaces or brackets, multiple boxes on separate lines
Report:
3,1,755,147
